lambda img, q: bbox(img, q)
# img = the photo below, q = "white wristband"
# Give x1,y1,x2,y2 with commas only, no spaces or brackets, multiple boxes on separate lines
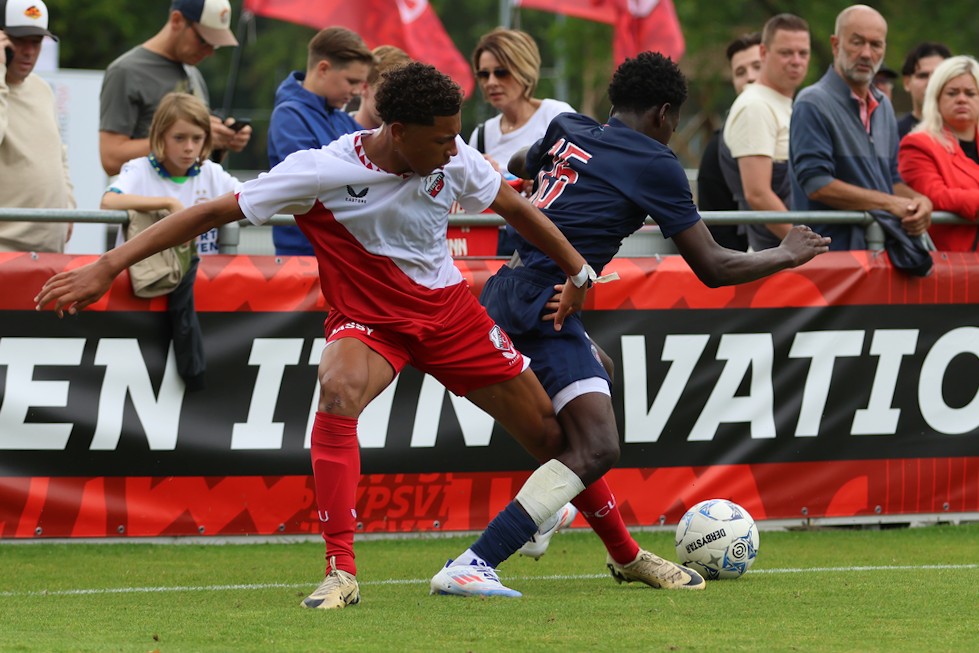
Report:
570,264,596,288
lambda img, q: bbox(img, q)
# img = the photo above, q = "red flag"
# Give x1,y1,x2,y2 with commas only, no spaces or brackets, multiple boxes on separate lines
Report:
243,0,474,96
513,0,615,24
515,0,684,64
609,0,685,64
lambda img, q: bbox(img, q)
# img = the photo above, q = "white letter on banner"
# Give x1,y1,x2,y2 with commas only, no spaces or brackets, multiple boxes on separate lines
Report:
851,329,918,435
302,338,398,449
689,333,776,440
0,337,84,450
232,338,303,450
788,330,865,437
623,334,709,443
304,337,324,449
410,374,495,447
919,327,979,434
90,339,184,450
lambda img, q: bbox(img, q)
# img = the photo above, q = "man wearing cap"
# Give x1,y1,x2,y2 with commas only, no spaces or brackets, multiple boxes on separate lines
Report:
99,0,250,176
0,0,75,252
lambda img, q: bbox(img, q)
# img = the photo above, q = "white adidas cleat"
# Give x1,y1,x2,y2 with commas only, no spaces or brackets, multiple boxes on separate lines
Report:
518,503,578,560
430,559,522,598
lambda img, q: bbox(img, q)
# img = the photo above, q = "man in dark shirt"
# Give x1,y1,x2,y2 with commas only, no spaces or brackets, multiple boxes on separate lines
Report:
696,33,761,251
897,42,951,139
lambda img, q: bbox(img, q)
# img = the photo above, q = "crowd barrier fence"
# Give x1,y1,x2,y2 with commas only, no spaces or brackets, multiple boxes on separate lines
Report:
0,208,971,256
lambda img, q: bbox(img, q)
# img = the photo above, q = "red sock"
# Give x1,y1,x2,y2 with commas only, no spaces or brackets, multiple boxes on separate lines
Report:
310,411,360,576
572,477,640,565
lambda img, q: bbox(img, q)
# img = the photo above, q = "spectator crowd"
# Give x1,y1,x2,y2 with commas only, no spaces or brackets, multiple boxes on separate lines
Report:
3,1,976,257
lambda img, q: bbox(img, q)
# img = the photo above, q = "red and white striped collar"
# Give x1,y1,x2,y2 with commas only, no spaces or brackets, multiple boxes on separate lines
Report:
354,132,412,179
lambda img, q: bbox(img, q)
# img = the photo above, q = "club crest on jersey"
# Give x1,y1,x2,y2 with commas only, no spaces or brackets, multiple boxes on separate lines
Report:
489,325,518,361
346,185,369,203
424,172,445,198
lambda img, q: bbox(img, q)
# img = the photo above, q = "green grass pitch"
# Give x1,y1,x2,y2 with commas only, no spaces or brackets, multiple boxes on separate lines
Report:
1,523,977,652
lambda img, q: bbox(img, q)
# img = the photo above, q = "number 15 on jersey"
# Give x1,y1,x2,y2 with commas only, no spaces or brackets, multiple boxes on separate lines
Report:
530,138,593,210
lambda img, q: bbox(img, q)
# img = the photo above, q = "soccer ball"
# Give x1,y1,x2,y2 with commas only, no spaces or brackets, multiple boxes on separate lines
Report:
675,499,759,580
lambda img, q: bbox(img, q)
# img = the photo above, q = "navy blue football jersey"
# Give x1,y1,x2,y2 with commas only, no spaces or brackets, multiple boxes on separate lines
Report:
513,113,701,279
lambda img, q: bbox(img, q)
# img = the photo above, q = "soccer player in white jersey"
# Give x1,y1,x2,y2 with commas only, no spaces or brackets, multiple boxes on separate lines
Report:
35,62,605,609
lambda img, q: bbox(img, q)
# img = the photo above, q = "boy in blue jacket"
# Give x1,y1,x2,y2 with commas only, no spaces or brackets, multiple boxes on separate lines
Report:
268,26,374,256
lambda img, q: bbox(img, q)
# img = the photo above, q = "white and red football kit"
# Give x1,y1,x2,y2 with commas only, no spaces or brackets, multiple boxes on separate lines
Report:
237,131,533,578
237,131,527,394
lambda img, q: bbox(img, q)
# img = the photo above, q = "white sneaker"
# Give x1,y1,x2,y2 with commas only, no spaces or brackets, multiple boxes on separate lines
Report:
430,560,522,598
517,503,578,560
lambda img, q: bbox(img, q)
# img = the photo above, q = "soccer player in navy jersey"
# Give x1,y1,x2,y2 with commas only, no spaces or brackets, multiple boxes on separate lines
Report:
431,52,830,597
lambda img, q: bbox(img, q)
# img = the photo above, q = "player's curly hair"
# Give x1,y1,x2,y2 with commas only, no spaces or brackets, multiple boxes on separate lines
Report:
607,52,687,115
375,62,462,126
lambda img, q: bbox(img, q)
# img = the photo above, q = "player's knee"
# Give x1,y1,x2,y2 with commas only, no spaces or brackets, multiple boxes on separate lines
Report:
317,371,369,415
561,438,618,486
584,439,620,478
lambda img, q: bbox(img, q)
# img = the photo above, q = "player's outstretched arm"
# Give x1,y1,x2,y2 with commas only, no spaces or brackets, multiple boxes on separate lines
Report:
673,220,830,288
489,181,589,330
507,146,533,180
35,193,244,317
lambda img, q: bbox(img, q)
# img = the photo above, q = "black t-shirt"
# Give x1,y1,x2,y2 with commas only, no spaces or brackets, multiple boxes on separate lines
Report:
897,113,919,141
959,139,979,165
696,130,748,251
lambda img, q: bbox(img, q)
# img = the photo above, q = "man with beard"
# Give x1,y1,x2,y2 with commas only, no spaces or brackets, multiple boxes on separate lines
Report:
789,4,932,250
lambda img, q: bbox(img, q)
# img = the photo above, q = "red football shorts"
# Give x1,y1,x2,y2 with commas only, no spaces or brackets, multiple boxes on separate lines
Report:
322,288,528,396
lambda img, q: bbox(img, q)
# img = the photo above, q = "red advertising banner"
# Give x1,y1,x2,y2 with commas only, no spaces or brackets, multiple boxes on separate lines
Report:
4,457,977,538
2,251,979,538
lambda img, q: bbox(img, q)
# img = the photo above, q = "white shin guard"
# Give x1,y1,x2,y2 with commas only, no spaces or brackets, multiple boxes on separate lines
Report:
515,459,586,527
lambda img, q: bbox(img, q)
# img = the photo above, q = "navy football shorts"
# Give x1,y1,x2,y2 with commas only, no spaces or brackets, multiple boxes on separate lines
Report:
480,265,611,401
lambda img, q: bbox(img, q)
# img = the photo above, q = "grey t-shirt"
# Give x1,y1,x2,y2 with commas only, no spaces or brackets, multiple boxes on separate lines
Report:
717,135,791,252
99,46,210,139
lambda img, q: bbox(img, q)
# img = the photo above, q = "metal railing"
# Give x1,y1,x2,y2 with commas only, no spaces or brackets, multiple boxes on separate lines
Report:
0,207,970,255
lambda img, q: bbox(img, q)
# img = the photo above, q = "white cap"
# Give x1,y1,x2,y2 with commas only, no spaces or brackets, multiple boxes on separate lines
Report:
1,0,57,41
172,0,237,47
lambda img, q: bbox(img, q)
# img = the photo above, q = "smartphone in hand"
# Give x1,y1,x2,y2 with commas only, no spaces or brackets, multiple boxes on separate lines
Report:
211,118,251,162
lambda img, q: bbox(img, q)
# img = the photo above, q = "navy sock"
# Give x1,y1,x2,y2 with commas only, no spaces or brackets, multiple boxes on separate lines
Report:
470,501,539,568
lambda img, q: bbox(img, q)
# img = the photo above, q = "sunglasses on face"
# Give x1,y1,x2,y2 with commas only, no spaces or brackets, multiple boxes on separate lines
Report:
476,68,511,81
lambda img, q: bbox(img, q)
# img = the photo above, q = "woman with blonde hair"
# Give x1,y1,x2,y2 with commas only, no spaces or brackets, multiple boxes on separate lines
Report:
899,55,979,251
470,28,573,171
470,28,574,255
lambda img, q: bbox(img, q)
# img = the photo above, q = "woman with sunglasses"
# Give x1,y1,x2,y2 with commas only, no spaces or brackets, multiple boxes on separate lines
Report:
470,28,574,256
